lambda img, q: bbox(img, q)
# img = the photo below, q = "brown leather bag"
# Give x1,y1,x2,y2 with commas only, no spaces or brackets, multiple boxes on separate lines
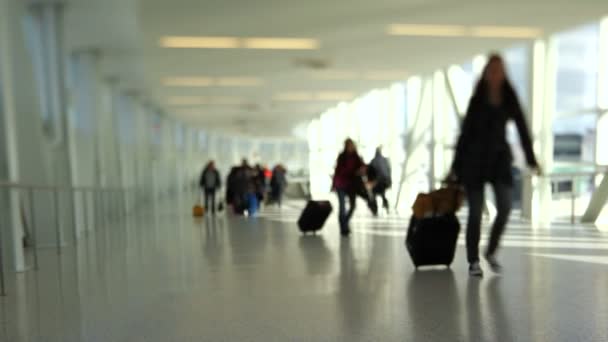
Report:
412,186,464,219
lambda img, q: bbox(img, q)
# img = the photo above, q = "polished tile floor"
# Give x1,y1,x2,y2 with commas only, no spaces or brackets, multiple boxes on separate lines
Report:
1,200,608,341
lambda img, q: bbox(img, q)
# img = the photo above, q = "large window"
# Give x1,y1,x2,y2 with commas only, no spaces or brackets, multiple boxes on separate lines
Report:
175,123,184,150
503,44,532,110
554,23,600,113
553,113,597,162
150,111,162,146
198,131,208,151
24,12,56,139
115,95,135,144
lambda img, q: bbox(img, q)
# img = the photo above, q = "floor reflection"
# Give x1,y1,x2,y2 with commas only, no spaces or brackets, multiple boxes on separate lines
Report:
1,203,608,341
407,269,461,340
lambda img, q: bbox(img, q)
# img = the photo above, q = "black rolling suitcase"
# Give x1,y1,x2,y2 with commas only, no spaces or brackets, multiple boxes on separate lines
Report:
405,213,460,268
298,200,333,234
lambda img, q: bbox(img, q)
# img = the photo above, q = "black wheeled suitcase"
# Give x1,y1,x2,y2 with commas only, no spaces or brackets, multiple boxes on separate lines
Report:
405,213,460,268
298,201,333,234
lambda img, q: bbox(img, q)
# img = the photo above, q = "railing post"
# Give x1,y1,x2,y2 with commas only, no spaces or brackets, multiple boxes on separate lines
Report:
73,189,79,242
571,176,577,224
28,188,39,270
0,188,6,296
53,188,62,254
83,189,90,234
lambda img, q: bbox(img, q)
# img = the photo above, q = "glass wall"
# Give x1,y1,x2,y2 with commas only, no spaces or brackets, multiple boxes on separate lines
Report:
554,23,599,114
307,17,608,221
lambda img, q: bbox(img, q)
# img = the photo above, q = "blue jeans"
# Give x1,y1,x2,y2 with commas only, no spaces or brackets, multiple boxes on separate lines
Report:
337,190,356,232
465,182,512,263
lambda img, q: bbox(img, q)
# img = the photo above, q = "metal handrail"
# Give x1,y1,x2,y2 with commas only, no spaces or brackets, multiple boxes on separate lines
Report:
0,181,130,191
0,182,136,296
523,167,607,224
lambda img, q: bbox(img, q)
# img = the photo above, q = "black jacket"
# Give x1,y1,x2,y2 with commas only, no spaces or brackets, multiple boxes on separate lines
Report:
452,94,537,187
200,168,221,190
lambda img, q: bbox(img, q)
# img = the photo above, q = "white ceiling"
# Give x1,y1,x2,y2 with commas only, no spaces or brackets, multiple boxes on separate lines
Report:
64,0,608,137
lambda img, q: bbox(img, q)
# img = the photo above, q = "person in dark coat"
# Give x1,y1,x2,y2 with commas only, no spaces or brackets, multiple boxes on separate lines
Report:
369,147,392,213
270,164,287,208
230,159,255,215
332,138,365,236
199,161,221,215
451,54,541,277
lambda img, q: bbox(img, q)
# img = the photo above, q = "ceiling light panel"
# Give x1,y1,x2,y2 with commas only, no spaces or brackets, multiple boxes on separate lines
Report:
244,37,319,50
387,24,542,39
160,36,319,50
162,77,263,87
274,91,355,101
388,24,467,37
470,26,543,38
160,36,240,48
167,96,243,106
311,70,360,80
216,77,264,86
274,92,314,101
163,77,214,87
310,70,408,81
167,96,208,105
364,70,409,81
316,91,355,101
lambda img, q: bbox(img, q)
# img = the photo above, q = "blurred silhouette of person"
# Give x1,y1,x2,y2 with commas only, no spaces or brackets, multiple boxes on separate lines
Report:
368,146,392,214
227,159,255,215
254,164,266,208
332,138,365,236
270,164,287,208
451,54,541,277
200,161,221,215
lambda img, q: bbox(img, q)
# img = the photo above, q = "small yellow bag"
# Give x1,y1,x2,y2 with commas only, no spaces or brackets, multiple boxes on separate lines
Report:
192,204,205,217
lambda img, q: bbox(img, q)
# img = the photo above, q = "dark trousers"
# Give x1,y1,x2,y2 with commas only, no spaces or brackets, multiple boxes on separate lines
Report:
271,186,283,207
465,182,512,263
337,190,356,232
204,189,216,214
372,182,389,209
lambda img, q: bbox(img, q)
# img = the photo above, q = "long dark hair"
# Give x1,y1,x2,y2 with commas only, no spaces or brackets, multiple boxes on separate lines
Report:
471,54,520,112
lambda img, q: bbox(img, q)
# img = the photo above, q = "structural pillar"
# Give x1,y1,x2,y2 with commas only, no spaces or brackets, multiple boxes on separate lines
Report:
522,39,557,227
70,50,101,235
581,17,608,224
0,0,29,271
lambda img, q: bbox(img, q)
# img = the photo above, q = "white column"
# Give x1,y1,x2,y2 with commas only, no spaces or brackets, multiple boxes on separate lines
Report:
522,39,557,226
70,50,101,235
597,17,608,167
431,70,447,190
0,0,27,271
581,18,608,224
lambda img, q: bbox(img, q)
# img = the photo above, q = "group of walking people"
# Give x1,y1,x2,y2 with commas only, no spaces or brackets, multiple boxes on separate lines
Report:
199,159,288,216
200,54,540,277
333,54,541,277
332,142,392,236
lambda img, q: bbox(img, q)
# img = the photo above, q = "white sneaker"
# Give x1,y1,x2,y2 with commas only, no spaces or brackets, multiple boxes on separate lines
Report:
469,262,484,277
485,254,503,274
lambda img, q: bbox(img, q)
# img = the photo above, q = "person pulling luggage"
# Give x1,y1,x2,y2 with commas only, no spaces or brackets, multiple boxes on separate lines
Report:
332,138,365,236
451,54,541,277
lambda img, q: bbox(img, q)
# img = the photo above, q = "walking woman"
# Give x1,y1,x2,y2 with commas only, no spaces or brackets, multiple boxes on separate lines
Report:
451,54,541,277
333,138,365,236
